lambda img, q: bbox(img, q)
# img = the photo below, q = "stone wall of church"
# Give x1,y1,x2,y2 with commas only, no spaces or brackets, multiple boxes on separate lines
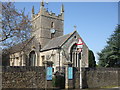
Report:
9,37,41,67
62,31,89,67
40,49,63,72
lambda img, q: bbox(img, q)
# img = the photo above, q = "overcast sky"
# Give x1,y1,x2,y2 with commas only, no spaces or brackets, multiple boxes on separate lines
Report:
15,2,118,63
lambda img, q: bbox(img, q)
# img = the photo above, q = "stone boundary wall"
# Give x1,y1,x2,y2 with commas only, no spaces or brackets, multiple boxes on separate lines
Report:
2,66,50,89
74,68,120,89
1,66,120,89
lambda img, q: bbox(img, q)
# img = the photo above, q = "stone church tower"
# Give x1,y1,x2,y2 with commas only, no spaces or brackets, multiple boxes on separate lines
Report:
31,1,64,48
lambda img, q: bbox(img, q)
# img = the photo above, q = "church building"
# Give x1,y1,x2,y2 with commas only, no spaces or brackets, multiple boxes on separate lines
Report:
7,2,89,72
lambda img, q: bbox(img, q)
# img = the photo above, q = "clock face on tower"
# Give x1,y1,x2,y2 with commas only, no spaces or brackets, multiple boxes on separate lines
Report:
50,28,56,34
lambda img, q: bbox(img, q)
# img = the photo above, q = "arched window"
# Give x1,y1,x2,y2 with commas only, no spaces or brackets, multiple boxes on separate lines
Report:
70,44,77,62
29,51,36,66
70,44,80,67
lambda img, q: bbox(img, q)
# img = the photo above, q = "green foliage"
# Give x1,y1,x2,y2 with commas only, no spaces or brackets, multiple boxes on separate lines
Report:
88,50,96,67
52,74,65,89
52,76,56,87
98,25,120,67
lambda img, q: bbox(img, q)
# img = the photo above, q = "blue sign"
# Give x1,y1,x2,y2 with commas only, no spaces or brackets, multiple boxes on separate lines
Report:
68,67,73,79
46,67,52,80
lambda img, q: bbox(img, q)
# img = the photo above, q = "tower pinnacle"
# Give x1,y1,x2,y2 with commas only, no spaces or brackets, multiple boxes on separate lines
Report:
41,0,44,7
32,6,34,14
61,4,64,13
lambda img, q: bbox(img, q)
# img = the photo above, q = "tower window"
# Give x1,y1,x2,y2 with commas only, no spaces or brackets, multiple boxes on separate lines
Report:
51,22,54,28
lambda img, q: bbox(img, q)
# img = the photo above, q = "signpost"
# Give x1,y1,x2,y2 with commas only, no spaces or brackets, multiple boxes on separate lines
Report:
76,38,84,89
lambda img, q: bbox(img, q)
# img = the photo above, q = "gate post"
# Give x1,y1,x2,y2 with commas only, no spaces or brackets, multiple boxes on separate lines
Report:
43,60,53,89
64,61,73,89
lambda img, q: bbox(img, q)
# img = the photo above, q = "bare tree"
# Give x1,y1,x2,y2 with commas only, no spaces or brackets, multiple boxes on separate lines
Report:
0,2,31,48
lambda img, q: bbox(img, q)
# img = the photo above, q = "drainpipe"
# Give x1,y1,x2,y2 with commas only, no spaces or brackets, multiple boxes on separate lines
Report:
58,46,61,72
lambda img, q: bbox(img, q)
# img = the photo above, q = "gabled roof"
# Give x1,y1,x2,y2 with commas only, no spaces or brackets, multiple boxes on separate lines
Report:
41,31,76,51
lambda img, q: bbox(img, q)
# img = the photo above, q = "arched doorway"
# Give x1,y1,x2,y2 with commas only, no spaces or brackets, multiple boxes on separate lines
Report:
29,51,36,66
70,44,80,67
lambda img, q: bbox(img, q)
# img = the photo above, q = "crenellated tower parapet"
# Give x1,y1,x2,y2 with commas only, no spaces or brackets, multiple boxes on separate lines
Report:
32,4,64,21
31,1,64,48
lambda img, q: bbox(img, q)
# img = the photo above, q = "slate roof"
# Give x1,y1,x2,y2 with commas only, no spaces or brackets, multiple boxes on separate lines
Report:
2,31,76,54
41,31,76,51
2,36,34,54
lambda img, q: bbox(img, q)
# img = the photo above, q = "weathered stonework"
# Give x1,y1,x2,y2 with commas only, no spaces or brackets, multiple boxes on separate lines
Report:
2,66,47,89
31,3,64,48
61,31,89,67
74,68,120,89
